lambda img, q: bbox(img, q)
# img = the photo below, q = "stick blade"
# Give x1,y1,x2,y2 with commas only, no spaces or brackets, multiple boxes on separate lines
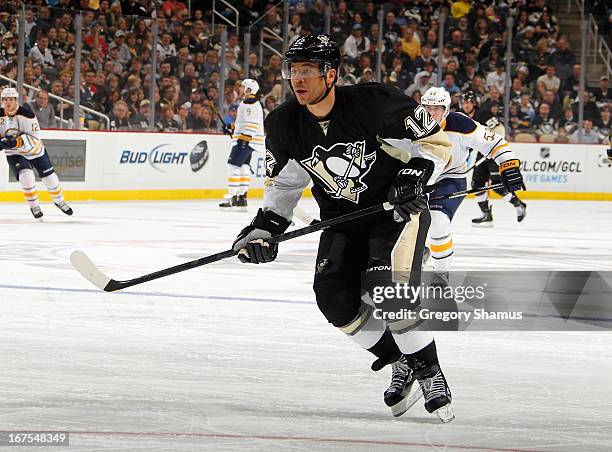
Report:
70,250,114,291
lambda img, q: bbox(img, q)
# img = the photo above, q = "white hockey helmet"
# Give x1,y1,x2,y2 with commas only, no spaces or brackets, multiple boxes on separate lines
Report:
421,87,451,120
1,86,19,100
242,78,260,95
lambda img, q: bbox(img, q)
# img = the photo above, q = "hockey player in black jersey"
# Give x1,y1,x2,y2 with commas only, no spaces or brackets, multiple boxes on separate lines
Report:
460,91,527,225
232,34,455,422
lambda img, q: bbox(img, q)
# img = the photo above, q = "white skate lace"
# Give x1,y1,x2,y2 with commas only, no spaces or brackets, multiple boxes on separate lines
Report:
386,357,410,394
420,369,449,403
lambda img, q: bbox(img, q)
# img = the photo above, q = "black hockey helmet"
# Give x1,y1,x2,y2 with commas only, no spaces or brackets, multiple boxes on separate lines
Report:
282,34,340,105
460,90,478,107
282,34,341,79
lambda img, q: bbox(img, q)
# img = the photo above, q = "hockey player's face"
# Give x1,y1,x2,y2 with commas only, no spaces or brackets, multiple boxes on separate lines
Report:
424,105,445,124
289,62,330,105
2,97,18,113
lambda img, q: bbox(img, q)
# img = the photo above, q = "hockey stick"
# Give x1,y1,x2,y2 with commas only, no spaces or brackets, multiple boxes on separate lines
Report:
203,89,232,135
70,183,505,292
293,183,505,225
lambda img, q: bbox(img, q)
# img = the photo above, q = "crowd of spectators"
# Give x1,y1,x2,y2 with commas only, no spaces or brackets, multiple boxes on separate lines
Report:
0,0,610,143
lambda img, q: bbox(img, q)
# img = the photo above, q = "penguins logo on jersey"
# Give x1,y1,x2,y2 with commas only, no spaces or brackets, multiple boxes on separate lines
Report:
301,140,376,203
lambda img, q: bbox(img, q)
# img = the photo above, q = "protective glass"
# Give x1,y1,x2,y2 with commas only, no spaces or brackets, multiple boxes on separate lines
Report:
281,62,326,80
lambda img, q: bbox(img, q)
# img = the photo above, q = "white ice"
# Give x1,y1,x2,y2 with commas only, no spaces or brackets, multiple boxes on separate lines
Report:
1,198,611,451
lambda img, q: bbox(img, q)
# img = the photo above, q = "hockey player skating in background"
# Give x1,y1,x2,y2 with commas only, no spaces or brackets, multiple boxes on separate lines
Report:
459,91,527,226
232,35,455,422
219,79,264,212
0,87,73,220
420,88,526,283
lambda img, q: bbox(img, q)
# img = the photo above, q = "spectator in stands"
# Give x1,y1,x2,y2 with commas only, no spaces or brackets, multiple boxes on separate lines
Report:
263,95,277,117
383,11,401,46
405,70,433,98
533,103,557,138
28,90,57,129
529,37,553,79
109,30,131,66
571,91,601,122
535,9,559,40
308,0,327,34
570,119,601,144
400,27,420,61
481,85,504,115
537,65,560,95
518,93,536,122
383,40,409,75
130,99,151,130
595,106,611,137
109,100,134,130
198,105,219,133
29,35,55,75
486,61,506,92
508,103,532,137
542,89,563,121
593,76,612,106
561,64,581,101
156,105,179,132
413,43,436,75
550,36,576,81
158,32,177,62
442,72,460,96
560,107,578,135
344,24,369,66
509,77,524,103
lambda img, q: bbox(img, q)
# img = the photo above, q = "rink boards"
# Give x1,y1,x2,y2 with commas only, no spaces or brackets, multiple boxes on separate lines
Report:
0,130,610,201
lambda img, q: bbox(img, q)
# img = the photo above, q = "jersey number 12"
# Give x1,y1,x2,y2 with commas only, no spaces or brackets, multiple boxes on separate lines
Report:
404,105,437,138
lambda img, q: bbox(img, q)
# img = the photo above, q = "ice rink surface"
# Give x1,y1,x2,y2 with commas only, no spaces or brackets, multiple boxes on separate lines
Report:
1,198,611,451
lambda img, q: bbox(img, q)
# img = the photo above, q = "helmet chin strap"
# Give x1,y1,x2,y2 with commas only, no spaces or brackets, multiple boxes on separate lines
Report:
308,76,334,105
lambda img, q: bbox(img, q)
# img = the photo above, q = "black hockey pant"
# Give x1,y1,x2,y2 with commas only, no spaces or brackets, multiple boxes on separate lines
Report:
312,210,431,360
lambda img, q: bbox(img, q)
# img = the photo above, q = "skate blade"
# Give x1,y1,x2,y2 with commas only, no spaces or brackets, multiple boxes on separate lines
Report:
390,388,423,417
471,222,493,228
433,403,455,423
233,206,247,212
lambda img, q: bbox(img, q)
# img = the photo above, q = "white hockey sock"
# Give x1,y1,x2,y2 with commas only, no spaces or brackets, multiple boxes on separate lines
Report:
338,302,388,350
41,173,65,204
18,169,39,208
238,164,251,196
474,191,488,203
429,210,453,273
227,164,241,197
390,330,434,355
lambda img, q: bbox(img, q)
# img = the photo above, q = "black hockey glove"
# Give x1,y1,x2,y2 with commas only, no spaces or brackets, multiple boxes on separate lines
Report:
0,136,19,149
499,159,526,192
222,126,233,136
232,208,291,264
388,158,433,222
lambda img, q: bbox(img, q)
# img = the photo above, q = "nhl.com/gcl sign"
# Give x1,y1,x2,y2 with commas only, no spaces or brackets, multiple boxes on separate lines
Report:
119,144,188,172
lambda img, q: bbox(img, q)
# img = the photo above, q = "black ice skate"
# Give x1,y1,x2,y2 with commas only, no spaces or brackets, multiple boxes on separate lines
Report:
472,206,493,227
234,194,248,212
54,201,73,216
384,356,422,417
414,363,454,423
30,205,43,221
515,201,527,223
219,195,239,210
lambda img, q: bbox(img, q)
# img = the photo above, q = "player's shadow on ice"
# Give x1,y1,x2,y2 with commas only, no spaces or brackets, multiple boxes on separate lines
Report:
222,402,441,423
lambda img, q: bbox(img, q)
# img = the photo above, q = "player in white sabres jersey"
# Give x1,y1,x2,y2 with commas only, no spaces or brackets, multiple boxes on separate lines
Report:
219,79,265,212
0,87,73,220
420,87,525,281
